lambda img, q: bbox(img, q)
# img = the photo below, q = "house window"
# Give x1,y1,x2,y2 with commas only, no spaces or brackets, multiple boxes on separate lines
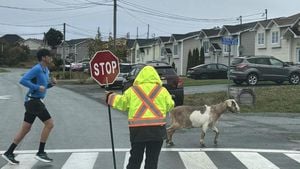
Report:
146,49,149,55
257,32,265,45
173,44,178,55
223,44,231,53
203,41,209,53
271,31,279,44
160,47,165,56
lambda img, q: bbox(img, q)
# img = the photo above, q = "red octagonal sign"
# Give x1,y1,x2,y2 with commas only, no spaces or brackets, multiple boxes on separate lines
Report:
89,50,120,86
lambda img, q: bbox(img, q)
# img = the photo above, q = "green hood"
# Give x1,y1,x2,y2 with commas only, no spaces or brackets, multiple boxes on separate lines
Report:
133,66,162,86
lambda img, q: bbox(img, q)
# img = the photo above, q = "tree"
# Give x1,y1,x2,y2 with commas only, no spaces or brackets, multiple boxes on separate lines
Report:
88,39,104,58
200,47,205,64
194,48,200,65
187,50,193,71
45,28,63,49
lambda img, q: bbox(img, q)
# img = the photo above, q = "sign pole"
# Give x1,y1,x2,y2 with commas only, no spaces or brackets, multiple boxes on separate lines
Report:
106,77,117,169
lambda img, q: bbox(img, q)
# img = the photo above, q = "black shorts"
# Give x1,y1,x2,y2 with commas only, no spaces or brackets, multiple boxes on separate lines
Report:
24,99,51,124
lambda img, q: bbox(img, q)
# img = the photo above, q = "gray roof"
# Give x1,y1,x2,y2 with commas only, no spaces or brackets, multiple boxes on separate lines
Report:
126,39,135,48
273,13,300,26
172,31,200,40
0,34,23,44
66,38,92,46
211,43,221,50
159,36,170,43
201,28,221,37
136,38,156,47
291,27,300,36
224,22,257,34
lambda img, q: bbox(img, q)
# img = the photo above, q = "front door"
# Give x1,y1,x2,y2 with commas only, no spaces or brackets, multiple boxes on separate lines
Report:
297,48,300,63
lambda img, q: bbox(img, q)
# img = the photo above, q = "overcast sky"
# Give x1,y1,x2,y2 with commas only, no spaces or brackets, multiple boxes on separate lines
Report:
0,0,299,40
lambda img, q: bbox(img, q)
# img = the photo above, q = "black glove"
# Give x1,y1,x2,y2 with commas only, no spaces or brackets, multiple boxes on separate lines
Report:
105,91,114,104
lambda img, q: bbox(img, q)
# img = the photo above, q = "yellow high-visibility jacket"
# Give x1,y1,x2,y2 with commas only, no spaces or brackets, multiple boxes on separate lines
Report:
107,66,174,127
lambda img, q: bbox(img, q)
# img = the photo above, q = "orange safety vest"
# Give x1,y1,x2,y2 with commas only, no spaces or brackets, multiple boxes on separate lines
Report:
128,85,166,127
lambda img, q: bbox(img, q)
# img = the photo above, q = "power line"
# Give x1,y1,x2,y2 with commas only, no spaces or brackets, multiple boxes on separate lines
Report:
0,22,62,27
0,4,98,12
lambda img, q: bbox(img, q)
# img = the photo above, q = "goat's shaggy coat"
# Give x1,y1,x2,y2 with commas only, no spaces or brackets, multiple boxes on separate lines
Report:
166,99,240,147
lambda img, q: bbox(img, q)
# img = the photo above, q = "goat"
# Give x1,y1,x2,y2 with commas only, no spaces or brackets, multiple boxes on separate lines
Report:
166,99,240,147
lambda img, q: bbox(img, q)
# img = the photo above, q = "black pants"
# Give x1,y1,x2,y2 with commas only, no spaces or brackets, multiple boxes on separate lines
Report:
126,140,163,169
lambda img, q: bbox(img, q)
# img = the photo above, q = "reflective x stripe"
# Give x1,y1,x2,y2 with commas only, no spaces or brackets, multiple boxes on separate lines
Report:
132,85,163,118
128,118,166,127
133,85,162,118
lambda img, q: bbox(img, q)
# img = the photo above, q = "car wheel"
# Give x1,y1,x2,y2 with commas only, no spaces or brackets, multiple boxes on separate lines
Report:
247,73,258,86
289,73,300,85
233,80,243,85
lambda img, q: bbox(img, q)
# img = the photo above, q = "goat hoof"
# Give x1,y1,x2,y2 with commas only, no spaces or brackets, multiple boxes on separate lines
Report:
201,144,206,148
214,141,218,145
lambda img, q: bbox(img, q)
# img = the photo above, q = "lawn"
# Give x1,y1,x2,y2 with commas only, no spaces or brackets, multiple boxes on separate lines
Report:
184,85,300,113
0,68,9,73
182,77,230,86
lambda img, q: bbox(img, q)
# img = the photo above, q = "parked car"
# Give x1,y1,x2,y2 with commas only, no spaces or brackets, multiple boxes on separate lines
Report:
71,62,83,71
59,61,71,71
229,55,300,85
187,63,228,79
103,63,134,89
122,61,184,106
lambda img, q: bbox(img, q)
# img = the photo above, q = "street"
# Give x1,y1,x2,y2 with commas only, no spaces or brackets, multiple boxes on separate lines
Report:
1,69,300,169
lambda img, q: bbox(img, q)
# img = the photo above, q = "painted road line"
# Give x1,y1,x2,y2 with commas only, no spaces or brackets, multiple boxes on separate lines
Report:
179,152,217,169
0,95,11,100
285,153,300,163
1,154,37,169
61,152,98,169
232,152,280,169
123,152,145,169
1,148,299,154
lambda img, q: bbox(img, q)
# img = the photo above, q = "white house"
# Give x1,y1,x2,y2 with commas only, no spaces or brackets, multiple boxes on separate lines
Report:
253,13,300,63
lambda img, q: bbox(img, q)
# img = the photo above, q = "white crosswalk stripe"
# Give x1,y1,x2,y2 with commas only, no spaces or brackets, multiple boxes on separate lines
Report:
232,152,280,169
179,152,217,169
285,153,300,164
1,149,300,169
61,152,98,169
1,154,37,169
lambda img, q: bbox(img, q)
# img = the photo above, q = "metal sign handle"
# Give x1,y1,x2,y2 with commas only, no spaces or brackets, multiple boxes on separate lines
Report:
106,77,117,169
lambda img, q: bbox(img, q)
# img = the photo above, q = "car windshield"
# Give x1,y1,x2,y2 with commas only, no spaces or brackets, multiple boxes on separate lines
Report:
231,58,244,65
155,67,177,76
120,64,132,73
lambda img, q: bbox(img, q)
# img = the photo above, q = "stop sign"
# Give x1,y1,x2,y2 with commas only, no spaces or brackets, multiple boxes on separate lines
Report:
89,50,120,86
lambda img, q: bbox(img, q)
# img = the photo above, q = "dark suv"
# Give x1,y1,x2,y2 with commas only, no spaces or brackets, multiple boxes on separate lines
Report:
122,61,184,106
229,55,300,85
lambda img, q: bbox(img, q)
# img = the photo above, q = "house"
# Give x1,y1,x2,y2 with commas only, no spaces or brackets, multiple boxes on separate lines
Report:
253,13,300,63
153,36,171,63
169,31,201,75
19,38,50,56
131,38,156,63
126,39,135,63
199,28,222,64
57,38,93,62
0,34,23,44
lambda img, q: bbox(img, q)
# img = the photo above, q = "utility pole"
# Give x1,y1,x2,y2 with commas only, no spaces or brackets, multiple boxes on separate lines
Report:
147,24,149,39
239,16,242,24
113,0,117,52
62,23,66,77
265,9,268,20
136,27,139,39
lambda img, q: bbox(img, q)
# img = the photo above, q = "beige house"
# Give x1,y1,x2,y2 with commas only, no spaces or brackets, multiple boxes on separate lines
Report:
253,13,300,63
57,38,93,62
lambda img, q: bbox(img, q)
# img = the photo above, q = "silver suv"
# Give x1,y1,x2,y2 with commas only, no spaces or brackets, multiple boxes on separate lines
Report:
229,56,300,85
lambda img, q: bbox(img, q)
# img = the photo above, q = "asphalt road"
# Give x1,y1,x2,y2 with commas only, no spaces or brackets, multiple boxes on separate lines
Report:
0,69,300,169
